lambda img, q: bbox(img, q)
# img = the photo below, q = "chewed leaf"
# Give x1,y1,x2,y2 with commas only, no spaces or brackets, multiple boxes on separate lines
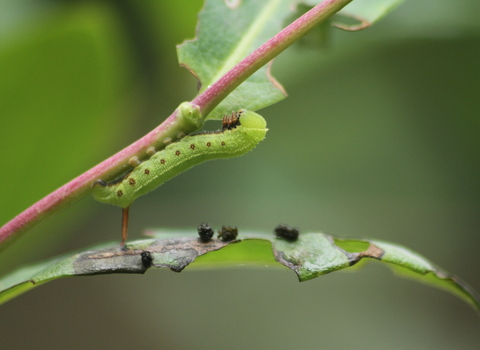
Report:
0,231,478,314
272,233,351,280
177,0,291,119
335,0,405,30
372,240,480,312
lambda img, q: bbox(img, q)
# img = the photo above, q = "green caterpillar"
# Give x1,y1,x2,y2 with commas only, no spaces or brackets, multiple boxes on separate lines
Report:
93,108,267,245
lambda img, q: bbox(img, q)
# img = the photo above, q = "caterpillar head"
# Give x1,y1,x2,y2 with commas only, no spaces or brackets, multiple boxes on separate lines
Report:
240,110,267,130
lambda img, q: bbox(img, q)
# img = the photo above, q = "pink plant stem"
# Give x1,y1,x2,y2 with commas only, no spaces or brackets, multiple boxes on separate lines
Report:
0,111,182,248
193,0,353,116
0,0,353,248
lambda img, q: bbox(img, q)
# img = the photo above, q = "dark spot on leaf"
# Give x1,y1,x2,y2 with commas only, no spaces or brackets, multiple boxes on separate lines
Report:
141,251,153,267
274,224,299,241
197,223,214,242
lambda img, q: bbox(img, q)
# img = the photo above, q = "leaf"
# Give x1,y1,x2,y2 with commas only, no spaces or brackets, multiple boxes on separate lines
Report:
177,0,292,119
1,230,478,314
296,0,404,31
177,0,406,119
335,0,405,30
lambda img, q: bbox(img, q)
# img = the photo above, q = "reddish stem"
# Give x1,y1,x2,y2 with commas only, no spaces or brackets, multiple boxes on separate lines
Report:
193,0,353,116
0,0,353,248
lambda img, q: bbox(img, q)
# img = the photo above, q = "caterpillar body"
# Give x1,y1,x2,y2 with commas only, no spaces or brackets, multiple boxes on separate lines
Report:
93,110,267,209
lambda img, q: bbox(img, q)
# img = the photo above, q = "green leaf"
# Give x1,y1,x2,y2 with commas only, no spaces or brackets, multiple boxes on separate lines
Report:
299,0,405,31
1,230,478,314
372,240,480,313
177,0,291,119
335,0,405,30
176,0,406,119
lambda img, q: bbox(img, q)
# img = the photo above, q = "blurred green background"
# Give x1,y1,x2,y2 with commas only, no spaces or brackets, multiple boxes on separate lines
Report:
0,0,479,349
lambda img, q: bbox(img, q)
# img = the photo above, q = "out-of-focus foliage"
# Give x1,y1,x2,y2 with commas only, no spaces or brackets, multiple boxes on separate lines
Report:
0,1,139,263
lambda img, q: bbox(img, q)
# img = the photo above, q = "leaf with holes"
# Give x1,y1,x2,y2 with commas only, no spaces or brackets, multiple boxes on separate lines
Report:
1,230,478,314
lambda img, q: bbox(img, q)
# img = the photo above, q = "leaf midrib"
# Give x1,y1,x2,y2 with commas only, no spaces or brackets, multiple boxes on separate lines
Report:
206,0,282,87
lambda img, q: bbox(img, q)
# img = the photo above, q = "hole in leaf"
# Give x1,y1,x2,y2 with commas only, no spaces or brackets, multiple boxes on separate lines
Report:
334,239,369,253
